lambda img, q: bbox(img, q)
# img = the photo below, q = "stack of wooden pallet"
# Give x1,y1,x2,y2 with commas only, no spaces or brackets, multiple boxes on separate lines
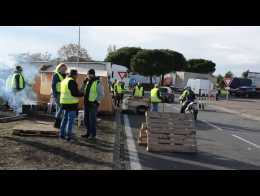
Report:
146,112,197,153
13,121,59,137
138,123,148,146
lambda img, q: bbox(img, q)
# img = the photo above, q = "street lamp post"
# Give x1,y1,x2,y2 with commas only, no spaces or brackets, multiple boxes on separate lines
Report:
77,26,81,67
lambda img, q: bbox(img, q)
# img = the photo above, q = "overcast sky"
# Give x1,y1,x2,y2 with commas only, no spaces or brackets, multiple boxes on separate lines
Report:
0,26,260,76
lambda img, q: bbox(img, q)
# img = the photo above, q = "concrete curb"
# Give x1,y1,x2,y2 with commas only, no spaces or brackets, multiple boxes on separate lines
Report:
209,105,260,122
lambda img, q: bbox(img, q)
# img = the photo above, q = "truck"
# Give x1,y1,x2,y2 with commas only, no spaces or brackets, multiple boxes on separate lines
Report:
229,77,257,98
186,78,214,96
248,72,260,92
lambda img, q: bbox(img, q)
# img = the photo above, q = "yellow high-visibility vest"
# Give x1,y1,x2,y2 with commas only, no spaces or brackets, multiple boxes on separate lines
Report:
54,64,66,93
116,83,123,94
150,87,161,103
134,86,144,97
11,73,25,89
84,80,98,102
60,77,79,104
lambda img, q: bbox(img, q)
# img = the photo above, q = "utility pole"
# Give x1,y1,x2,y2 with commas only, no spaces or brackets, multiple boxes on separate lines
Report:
77,26,81,67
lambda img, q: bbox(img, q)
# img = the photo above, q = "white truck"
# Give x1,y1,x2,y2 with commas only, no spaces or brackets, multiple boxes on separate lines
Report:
186,78,214,96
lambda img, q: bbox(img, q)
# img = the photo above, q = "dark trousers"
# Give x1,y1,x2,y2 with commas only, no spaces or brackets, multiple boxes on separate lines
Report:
116,93,123,107
180,101,191,113
84,104,98,137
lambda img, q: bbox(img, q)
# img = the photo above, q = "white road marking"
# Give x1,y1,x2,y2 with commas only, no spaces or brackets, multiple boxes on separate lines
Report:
123,114,142,170
232,134,260,149
202,120,223,132
146,152,232,170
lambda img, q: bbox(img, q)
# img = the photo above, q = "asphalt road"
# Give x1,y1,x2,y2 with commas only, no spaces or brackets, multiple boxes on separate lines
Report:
120,102,260,170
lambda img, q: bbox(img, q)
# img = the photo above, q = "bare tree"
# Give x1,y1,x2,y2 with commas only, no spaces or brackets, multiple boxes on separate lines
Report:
58,43,92,61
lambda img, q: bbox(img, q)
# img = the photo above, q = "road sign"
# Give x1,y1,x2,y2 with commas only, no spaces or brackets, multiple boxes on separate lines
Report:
224,77,233,87
118,72,127,80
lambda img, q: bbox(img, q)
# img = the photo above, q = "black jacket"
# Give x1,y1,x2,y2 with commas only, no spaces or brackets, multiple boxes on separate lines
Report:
61,79,84,111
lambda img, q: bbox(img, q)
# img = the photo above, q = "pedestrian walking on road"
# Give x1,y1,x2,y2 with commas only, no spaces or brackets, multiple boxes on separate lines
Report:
150,84,162,112
60,69,84,141
81,69,104,140
115,81,125,107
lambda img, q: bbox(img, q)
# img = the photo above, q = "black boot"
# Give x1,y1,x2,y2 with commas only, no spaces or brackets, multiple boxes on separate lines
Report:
54,118,61,129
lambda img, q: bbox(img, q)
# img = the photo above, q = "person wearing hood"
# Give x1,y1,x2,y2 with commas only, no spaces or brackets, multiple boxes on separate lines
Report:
52,63,67,128
81,69,104,140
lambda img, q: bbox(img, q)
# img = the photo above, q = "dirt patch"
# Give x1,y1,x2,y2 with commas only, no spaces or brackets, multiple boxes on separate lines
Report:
0,116,116,170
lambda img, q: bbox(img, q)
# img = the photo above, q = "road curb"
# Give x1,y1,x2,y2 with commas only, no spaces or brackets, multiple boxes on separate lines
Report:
210,105,260,122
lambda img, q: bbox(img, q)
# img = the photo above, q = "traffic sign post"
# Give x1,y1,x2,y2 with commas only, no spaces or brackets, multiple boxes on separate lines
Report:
118,72,127,80
224,78,233,101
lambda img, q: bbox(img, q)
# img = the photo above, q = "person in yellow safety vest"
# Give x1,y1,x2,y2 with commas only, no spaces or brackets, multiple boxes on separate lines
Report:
115,81,125,107
179,86,196,113
81,69,104,140
5,65,26,114
52,63,68,128
10,65,25,91
59,69,84,141
133,82,144,97
150,84,162,112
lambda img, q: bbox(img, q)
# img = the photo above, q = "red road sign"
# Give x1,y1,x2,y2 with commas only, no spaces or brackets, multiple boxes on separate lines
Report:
224,77,233,87
118,72,127,80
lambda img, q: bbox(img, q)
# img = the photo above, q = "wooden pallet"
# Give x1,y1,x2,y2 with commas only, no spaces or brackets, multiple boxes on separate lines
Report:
147,144,197,153
145,111,197,153
138,123,148,146
12,121,59,137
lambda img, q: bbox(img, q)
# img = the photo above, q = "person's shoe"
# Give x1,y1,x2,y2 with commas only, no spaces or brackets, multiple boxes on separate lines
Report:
66,137,72,142
81,134,90,138
54,118,61,129
60,135,66,140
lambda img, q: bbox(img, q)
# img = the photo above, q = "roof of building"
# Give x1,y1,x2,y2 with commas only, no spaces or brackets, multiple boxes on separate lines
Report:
39,64,108,77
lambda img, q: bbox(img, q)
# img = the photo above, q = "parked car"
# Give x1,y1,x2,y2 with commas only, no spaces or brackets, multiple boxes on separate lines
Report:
159,87,175,103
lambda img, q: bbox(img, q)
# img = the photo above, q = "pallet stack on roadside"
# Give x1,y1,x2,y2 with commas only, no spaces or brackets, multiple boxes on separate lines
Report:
145,112,197,153
138,123,148,146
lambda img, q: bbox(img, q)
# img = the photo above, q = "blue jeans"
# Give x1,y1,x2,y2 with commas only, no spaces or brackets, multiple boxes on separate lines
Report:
151,103,159,112
60,110,77,139
84,104,98,137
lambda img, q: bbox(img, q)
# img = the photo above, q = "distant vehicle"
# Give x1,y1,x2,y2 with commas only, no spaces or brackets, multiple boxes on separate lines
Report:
159,87,175,103
170,86,183,93
186,78,214,96
230,86,257,98
229,78,252,89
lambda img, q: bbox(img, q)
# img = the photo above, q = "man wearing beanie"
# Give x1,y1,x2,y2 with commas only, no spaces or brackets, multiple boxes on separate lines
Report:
82,69,104,140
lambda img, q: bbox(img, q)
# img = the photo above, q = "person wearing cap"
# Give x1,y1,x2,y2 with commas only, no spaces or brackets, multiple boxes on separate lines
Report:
52,63,67,128
150,84,162,112
60,69,84,141
133,82,144,97
81,69,104,140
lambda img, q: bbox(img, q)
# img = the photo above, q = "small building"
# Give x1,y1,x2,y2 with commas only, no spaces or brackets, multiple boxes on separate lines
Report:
32,61,114,114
